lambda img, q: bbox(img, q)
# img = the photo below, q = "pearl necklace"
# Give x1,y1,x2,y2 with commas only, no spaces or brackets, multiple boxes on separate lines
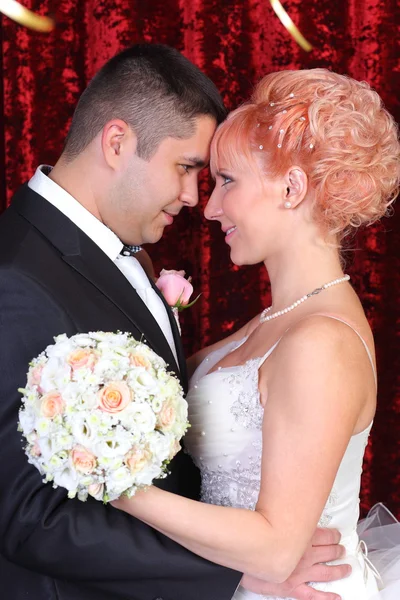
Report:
260,275,350,323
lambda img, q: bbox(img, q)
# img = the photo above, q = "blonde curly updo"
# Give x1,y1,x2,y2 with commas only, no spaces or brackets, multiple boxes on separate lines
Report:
211,69,400,241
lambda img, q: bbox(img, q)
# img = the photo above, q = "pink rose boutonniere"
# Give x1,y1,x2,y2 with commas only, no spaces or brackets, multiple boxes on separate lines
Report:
156,269,200,333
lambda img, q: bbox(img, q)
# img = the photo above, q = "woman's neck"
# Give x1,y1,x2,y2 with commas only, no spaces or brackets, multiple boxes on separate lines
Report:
264,238,345,312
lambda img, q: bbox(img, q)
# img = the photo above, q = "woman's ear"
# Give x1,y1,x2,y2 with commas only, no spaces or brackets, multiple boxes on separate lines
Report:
283,167,308,208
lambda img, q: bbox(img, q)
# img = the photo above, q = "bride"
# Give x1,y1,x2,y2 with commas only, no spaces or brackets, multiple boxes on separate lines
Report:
113,68,400,599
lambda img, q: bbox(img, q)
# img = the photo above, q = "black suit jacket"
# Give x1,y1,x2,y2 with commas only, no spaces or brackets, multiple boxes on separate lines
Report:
0,185,241,600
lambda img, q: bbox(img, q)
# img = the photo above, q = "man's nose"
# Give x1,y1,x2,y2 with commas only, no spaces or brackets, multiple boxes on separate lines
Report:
179,178,199,207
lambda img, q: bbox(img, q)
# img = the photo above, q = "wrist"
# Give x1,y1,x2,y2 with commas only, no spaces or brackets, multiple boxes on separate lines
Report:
240,574,277,595
111,486,153,512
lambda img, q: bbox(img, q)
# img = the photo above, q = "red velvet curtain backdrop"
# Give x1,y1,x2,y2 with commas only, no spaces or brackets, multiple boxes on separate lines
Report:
1,1,399,517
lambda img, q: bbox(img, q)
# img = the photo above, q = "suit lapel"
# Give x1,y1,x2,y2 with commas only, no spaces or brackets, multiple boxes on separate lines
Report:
63,234,181,377
12,185,182,383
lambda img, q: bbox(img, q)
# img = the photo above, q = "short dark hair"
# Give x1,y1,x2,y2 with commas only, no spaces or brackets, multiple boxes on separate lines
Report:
63,43,227,160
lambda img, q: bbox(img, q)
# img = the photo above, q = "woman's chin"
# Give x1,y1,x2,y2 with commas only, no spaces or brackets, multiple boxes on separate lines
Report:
230,250,263,267
229,250,241,266
229,250,248,267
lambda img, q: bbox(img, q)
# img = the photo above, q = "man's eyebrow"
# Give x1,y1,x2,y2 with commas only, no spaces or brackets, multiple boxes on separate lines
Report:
179,156,207,168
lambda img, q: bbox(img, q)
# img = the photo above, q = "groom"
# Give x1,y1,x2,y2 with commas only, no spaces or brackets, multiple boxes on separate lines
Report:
0,44,349,600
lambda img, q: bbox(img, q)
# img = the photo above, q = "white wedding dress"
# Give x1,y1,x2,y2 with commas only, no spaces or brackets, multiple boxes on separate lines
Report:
184,319,400,600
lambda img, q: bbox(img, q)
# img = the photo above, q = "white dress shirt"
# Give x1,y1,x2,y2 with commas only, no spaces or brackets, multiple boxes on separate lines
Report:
28,165,178,364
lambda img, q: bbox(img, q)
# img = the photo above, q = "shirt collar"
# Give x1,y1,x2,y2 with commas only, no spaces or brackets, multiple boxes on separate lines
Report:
28,165,123,261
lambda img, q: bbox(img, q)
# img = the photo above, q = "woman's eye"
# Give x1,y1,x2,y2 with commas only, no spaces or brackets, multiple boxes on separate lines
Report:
181,165,192,174
221,175,232,187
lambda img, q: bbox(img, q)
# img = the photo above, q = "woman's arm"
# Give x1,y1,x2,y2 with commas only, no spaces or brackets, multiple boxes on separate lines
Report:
187,312,261,378
114,317,374,583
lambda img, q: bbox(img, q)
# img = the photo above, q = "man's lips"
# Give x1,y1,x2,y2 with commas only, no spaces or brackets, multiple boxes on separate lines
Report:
162,210,180,225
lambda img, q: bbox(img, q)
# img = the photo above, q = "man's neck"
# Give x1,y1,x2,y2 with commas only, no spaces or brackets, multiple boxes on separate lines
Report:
50,157,103,222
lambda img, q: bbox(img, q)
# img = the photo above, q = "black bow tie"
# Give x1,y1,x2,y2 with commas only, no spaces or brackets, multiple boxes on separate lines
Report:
120,244,143,256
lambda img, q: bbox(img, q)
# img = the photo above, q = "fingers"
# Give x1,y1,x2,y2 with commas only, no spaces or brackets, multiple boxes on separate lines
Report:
294,584,342,600
307,543,346,564
303,563,352,584
311,528,341,546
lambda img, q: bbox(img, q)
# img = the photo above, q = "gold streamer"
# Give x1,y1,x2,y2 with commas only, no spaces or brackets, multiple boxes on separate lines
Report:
270,0,312,52
0,0,55,32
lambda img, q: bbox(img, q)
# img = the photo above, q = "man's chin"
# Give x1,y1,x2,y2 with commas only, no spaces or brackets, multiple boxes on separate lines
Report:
144,229,165,245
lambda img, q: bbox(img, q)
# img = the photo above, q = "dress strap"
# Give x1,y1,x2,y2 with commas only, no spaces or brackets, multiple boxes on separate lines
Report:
312,315,377,388
258,339,283,369
258,314,377,388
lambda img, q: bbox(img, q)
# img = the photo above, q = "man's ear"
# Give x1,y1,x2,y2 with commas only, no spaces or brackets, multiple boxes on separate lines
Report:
101,119,137,170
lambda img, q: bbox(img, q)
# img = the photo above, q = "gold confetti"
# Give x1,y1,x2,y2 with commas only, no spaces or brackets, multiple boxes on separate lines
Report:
0,0,55,32
270,0,312,52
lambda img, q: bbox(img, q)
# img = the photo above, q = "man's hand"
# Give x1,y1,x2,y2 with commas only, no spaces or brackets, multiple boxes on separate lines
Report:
241,528,351,600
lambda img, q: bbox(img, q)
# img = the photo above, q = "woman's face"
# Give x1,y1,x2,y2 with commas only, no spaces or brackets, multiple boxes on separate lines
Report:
204,159,293,266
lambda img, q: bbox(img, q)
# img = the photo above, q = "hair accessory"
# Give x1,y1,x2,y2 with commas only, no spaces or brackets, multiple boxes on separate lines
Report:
268,125,273,130
309,143,314,149
277,143,282,148
270,102,275,106
289,93,294,98
279,129,284,133
256,123,261,127
282,110,287,114
259,145,264,150
300,116,306,121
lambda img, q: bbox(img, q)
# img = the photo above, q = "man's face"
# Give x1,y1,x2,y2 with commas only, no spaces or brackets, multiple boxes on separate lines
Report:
102,115,217,245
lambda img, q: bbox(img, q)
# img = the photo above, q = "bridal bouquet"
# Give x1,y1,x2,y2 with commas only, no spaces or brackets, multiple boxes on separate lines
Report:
18,332,189,503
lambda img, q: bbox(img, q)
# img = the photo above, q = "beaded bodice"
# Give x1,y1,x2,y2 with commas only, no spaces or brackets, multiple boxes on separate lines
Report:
184,336,372,533
184,332,378,599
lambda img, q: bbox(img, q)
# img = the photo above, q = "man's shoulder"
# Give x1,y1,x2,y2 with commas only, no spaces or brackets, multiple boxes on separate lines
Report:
0,202,32,266
0,199,61,288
